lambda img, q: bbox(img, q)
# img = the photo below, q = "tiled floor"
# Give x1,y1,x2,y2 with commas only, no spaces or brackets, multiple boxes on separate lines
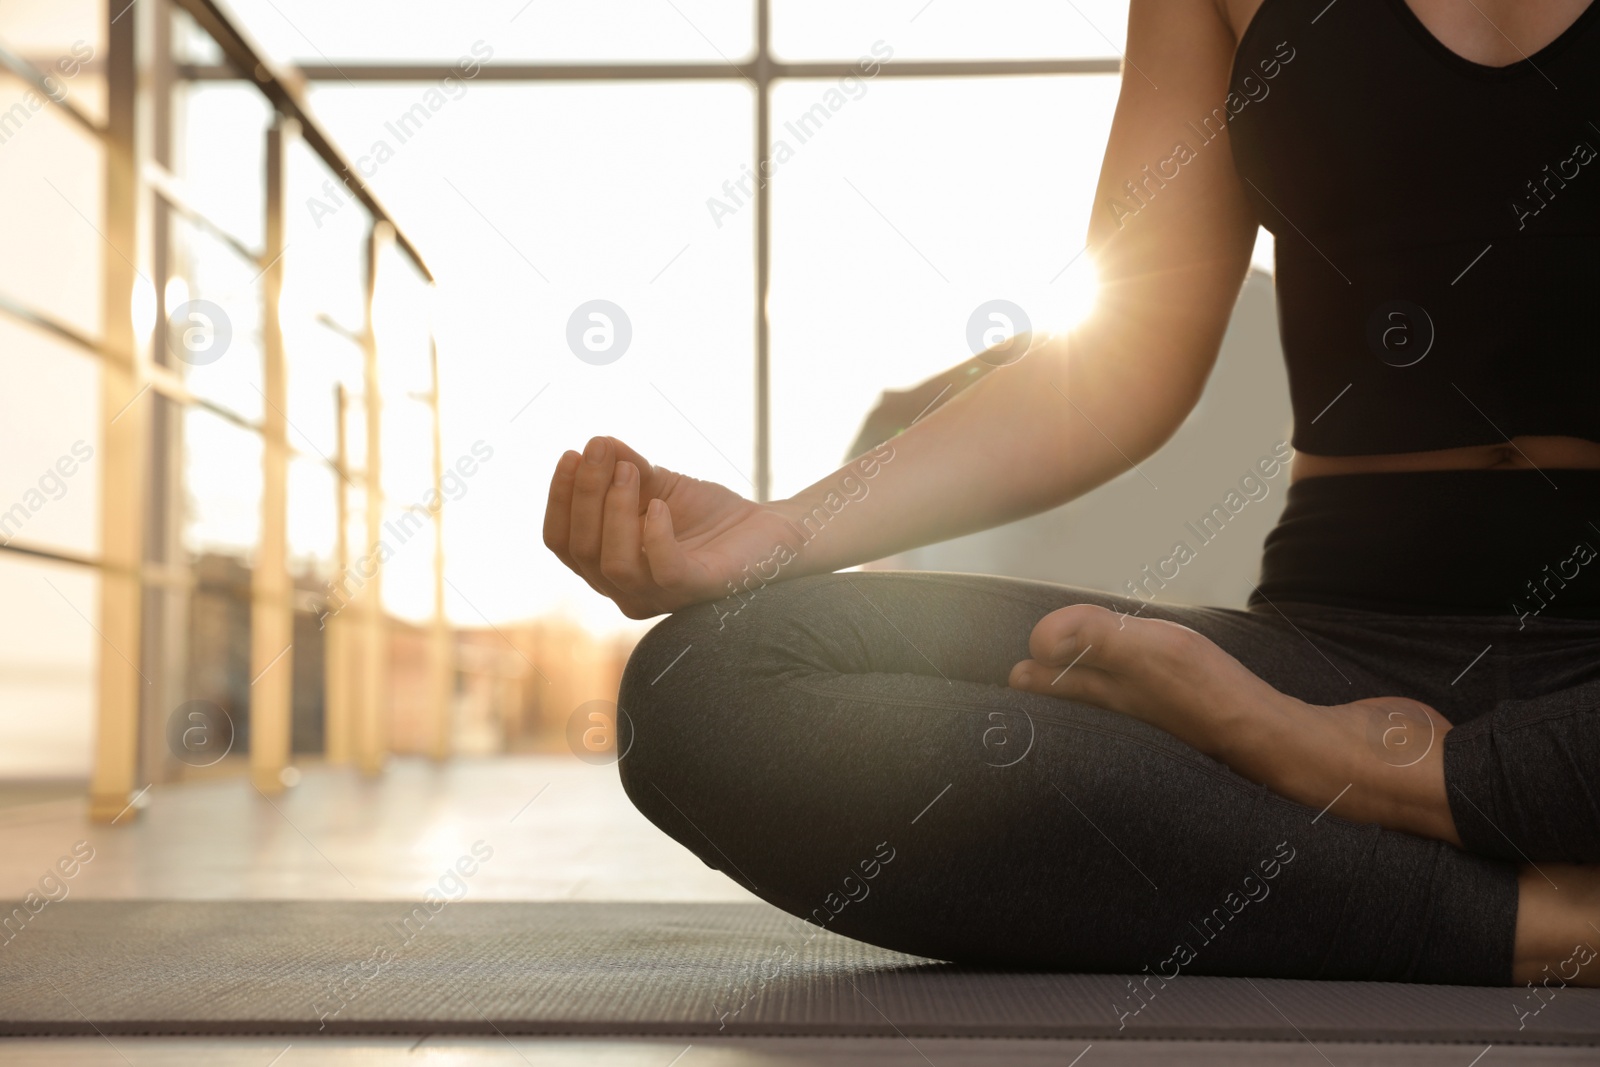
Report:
2,759,1592,1065
3,1036,1598,1066
0,756,748,903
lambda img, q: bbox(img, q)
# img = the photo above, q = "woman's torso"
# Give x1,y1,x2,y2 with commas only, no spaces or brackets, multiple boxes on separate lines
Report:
1218,0,1600,481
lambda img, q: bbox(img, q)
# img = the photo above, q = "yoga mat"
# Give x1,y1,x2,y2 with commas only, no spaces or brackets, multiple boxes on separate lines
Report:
1,901,1596,1043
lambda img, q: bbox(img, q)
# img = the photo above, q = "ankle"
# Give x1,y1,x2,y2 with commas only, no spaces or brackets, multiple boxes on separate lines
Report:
1513,865,1600,986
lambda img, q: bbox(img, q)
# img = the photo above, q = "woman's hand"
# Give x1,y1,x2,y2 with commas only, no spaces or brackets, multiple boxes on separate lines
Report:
543,436,805,619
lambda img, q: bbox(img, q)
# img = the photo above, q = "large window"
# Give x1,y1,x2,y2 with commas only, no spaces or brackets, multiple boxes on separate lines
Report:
0,0,1282,779
238,0,1143,635
0,0,439,784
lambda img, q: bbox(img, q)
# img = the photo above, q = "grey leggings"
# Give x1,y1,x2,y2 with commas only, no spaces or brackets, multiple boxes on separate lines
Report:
616,570,1600,986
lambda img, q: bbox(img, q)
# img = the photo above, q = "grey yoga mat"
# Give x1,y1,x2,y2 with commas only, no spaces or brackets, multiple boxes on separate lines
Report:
1,901,1596,1042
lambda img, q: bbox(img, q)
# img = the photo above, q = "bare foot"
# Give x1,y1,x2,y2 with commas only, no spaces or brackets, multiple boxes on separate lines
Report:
1008,604,1459,843
1515,865,1600,990
1007,603,1289,751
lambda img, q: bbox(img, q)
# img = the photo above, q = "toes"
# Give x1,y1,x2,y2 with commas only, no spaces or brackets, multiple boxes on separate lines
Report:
1029,602,1173,672
1028,603,1120,664
1025,602,1237,708
1008,656,1113,705
1008,658,1041,690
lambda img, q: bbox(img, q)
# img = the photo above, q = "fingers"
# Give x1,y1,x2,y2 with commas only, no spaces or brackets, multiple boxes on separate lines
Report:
608,439,656,487
599,461,648,587
641,497,692,591
568,436,618,571
548,437,633,603
546,434,684,611
542,450,582,565
611,437,685,510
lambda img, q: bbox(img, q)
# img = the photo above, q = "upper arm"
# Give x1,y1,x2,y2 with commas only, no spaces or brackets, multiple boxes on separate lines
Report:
1066,0,1262,450
1088,0,1257,252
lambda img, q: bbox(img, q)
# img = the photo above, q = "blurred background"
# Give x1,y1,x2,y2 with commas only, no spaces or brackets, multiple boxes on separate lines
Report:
0,0,1289,823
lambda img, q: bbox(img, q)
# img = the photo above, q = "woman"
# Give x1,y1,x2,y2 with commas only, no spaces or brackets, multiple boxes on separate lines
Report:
545,0,1600,988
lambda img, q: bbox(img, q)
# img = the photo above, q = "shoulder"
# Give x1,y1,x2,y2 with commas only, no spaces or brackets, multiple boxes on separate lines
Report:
1207,0,1266,45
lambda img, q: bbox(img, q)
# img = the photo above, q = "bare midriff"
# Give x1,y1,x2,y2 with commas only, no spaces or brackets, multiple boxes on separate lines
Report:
1291,436,1600,482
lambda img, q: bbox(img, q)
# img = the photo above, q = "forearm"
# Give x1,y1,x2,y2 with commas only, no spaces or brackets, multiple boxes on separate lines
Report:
766,337,1113,576
767,182,1255,578
768,279,1234,578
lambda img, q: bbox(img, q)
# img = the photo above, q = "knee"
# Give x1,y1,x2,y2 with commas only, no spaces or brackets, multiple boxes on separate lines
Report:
620,574,842,705
613,576,848,844
619,608,702,710
613,608,725,849
616,599,735,746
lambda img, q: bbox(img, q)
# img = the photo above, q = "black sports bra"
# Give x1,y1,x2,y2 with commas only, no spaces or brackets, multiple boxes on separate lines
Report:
1228,0,1600,455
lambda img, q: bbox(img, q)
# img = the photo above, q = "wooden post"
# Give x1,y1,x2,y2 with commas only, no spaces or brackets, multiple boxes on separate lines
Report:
356,222,393,776
249,117,297,793
89,0,150,823
426,338,452,760
324,383,353,764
